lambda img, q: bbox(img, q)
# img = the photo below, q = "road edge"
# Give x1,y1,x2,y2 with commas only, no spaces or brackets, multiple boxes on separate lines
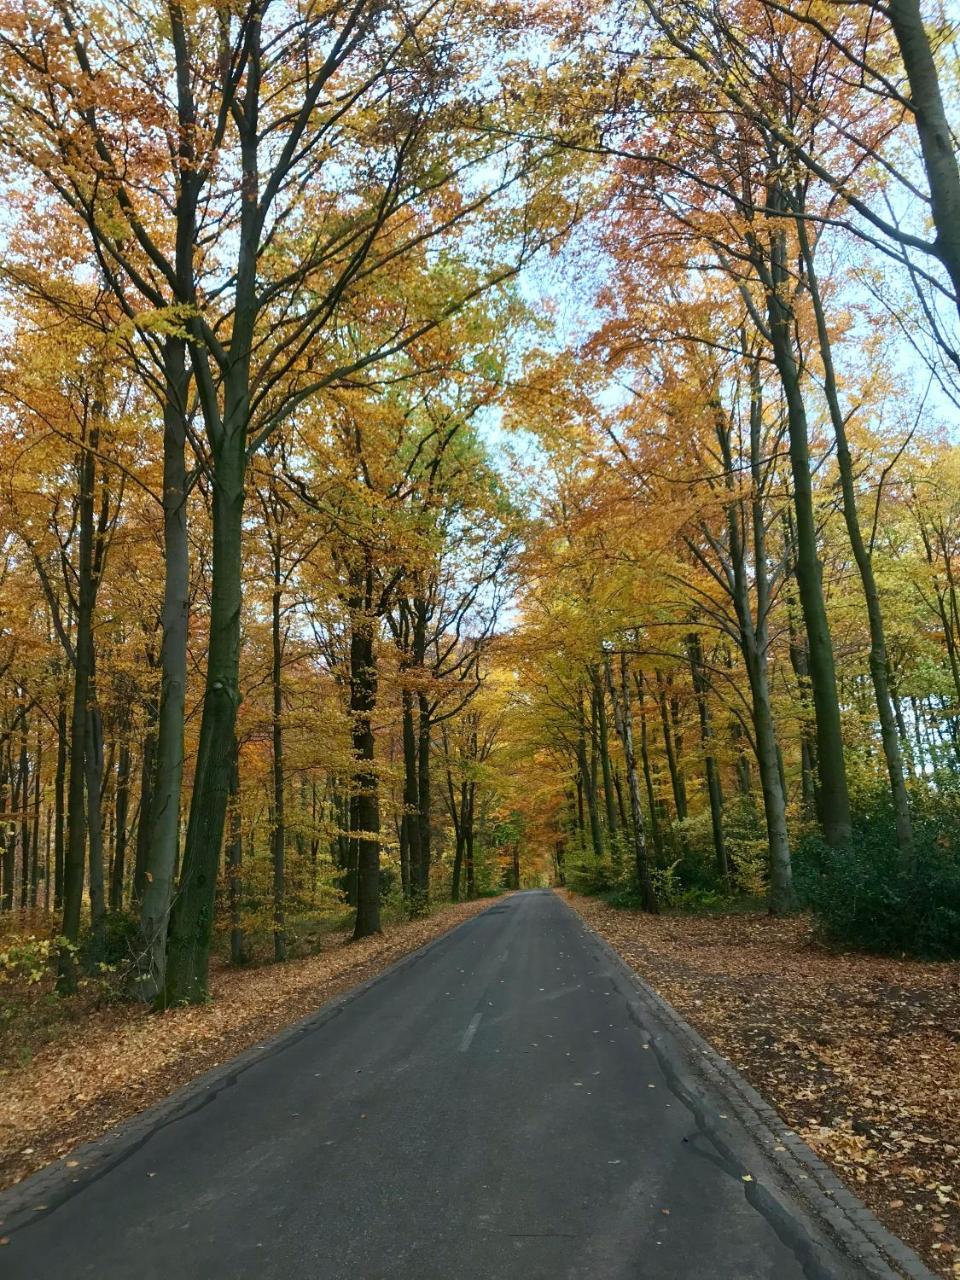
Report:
561,892,938,1280
0,896,506,1238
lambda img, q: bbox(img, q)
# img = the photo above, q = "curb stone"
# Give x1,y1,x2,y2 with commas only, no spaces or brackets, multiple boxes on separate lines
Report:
566,898,938,1280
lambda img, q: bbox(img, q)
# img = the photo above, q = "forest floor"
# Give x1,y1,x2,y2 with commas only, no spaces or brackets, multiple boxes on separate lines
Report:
0,897,495,1194
564,891,960,1279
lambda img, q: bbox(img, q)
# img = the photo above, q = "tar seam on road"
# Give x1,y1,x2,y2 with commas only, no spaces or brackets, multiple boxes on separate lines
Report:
460,1012,482,1052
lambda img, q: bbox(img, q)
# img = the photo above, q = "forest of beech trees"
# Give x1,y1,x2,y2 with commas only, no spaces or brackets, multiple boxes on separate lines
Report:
0,0,959,1014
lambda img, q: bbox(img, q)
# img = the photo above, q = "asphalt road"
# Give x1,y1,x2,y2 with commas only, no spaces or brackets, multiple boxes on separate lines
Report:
1,890,879,1279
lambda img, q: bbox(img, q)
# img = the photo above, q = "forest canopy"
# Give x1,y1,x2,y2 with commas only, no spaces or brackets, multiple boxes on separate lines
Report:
0,0,959,1012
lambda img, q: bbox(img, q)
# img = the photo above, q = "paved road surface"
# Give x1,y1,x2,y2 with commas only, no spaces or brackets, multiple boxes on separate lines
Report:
1,891,882,1278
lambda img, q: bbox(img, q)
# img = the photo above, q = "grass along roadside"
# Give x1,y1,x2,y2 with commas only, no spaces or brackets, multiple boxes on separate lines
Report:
562,891,960,1280
0,898,496,1194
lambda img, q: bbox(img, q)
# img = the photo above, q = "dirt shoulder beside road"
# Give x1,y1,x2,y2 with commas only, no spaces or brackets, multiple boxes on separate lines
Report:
0,899,494,1195
563,891,960,1279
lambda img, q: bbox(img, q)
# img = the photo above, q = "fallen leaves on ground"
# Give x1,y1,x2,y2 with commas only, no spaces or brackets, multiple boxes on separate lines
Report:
0,900,493,1192
563,892,960,1279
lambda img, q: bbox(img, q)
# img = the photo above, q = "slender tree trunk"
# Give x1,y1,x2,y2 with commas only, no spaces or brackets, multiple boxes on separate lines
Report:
351,582,381,939
613,769,628,830
132,699,157,907
59,420,98,992
609,653,658,912
795,215,914,856
655,671,686,822
635,673,663,858
764,206,851,846
592,670,620,863
417,690,432,903
109,740,130,912
465,781,476,897
687,634,728,884
54,685,67,910
85,702,106,951
29,727,41,908
445,747,464,902
576,733,605,863
720,357,795,912
271,554,286,963
17,719,29,911
0,765,10,912
400,687,420,903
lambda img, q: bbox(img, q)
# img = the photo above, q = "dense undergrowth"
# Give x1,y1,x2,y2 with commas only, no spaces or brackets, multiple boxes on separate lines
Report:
565,786,960,959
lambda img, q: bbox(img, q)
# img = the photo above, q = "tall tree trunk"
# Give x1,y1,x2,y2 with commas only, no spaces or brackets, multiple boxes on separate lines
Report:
575,731,605,864
417,690,432,904
351,581,381,939
465,781,476,898
635,673,664,858
162,422,245,1007
85,701,106,951
0,763,11,911
720,356,794,912
687,634,728,884
271,553,286,963
655,670,686,822
16,718,29,910
59,419,98,992
608,653,658,912
137,338,190,999
592,669,620,862
109,740,130,912
795,213,914,857
400,687,420,902
30,728,42,908
763,205,851,846
445,748,464,902
54,684,67,910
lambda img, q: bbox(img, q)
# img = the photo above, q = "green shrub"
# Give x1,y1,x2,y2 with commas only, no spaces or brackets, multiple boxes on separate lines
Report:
795,813,960,958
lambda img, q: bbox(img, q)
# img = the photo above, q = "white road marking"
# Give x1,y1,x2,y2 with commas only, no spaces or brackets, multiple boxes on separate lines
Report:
460,1013,482,1053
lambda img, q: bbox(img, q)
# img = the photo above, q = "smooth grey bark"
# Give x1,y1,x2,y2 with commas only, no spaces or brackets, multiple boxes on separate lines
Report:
137,338,190,1000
